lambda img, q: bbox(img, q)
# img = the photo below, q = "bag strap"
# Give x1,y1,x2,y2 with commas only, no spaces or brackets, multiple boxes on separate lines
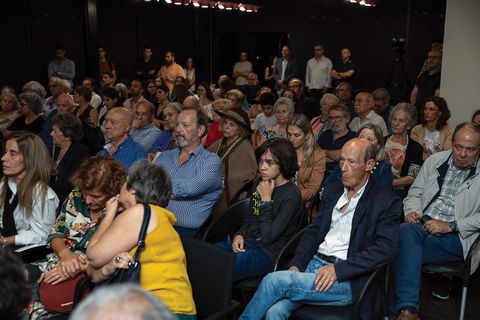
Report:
132,203,151,262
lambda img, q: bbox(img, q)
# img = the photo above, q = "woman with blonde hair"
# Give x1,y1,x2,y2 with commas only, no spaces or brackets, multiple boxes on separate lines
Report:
287,114,326,203
0,131,58,248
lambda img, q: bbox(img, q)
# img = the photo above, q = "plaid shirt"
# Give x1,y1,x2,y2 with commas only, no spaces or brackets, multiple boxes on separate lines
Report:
425,158,471,222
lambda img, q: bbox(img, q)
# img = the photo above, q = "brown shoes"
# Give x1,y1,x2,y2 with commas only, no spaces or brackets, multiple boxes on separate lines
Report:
397,309,420,320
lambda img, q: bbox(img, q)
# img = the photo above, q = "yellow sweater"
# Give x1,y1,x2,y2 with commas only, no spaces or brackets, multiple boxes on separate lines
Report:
130,205,196,315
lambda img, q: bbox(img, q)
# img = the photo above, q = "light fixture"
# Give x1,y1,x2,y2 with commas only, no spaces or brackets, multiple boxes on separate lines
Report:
238,4,246,11
217,2,225,9
192,0,200,6
165,0,172,3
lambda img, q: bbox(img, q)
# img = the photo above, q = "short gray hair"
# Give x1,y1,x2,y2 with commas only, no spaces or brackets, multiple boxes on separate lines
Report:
127,161,172,207
70,284,176,320
18,92,43,114
320,93,340,105
274,97,295,114
391,102,417,129
22,81,47,98
165,102,182,114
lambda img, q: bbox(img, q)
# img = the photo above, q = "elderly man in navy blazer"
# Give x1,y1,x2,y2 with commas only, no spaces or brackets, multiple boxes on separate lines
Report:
240,138,402,319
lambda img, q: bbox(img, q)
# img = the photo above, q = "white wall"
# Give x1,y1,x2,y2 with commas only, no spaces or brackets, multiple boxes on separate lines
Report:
441,0,480,127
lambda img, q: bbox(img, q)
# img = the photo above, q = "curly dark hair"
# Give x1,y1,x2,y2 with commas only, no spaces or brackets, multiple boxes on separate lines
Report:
423,96,451,130
70,157,126,198
0,248,31,320
255,138,299,180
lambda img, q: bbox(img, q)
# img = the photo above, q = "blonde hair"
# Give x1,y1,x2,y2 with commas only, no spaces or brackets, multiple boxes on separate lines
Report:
0,132,52,217
287,114,317,167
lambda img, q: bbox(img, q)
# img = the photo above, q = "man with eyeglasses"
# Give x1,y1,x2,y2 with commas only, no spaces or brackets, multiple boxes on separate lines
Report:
288,78,316,119
305,44,332,103
317,104,356,173
391,122,480,319
130,100,162,152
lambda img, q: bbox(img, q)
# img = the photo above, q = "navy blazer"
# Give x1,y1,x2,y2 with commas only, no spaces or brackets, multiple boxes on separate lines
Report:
273,57,299,87
290,177,402,316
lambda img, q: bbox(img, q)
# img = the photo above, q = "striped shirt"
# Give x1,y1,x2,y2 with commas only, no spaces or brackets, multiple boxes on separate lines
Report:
154,144,222,228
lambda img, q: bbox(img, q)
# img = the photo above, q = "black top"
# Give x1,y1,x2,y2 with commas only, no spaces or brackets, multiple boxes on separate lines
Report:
235,181,303,262
50,142,90,206
133,58,159,80
8,116,44,134
318,129,357,172
295,95,317,119
415,70,441,119
332,59,357,88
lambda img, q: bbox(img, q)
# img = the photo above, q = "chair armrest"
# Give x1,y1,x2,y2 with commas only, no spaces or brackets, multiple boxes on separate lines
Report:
353,265,387,318
463,233,480,283
273,225,312,271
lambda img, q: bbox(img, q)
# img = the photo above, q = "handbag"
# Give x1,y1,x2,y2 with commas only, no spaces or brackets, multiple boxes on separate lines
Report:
39,273,92,313
101,203,151,285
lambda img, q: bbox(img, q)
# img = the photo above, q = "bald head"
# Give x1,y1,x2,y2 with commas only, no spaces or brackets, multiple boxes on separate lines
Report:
340,138,376,191
56,93,74,114
104,107,133,143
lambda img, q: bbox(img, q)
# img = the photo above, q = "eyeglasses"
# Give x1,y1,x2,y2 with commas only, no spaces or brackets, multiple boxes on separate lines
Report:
453,144,478,154
289,85,302,89
259,158,277,166
328,116,345,122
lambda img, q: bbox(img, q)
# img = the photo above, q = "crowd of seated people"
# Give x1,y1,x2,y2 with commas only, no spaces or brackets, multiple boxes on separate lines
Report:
1,39,480,320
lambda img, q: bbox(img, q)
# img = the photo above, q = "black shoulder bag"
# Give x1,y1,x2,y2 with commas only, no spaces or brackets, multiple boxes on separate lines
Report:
101,203,151,285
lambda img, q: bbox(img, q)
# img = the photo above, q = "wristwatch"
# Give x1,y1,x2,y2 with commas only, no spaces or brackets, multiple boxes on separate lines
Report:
448,220,458,233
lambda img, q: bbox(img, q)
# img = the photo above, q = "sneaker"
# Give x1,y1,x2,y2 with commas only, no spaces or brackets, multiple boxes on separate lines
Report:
432,278,451,300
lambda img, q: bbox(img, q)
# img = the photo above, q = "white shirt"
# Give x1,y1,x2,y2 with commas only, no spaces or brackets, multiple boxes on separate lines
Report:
233,61,252,86
349,110,388,136
90,91,102,109
0,178,59,246
318,183,367,260
424,129,441,154
305,56,333,89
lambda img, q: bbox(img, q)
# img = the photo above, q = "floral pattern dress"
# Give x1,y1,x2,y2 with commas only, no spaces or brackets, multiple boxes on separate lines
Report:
26,188,105,319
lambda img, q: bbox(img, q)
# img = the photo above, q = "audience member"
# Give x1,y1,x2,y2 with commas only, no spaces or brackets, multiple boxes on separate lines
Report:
349,92,388,136
391,123,480,319
310,93,339,140
184,57,196,92
159,51,186,92
0,248,31,320
22,81,47,100
50,113,89,205
143,79,158,107
98,45,117,85
47,44,75,85
305,44,332,102
252,92,277,141
289,78,316,119
233,51,253,87
372,87,394,135
155,83,170,124
242,72,261,105
273,45,299,93
171,83,192,104
130,100,162,152
0,93,19,130
115,82,129,104
240,138,401,319
330,47,357,89
99,87,122,135
226,88,247,112
40,92,75,152
217,138,303,281
317,104,356,173
1,85,16,96
99,72,115,96
182,95,201,110
473,109,480,125
208,108,257,216
197,82,214,113
82,77,102,109
133,45,159,81
149,102,182,158
26,157,125,319
87,161,196,318
335,81,355,119
97,107,147,170
287,114,326,203
4,92,44,135
248,86,273,121
410,96,452,160
264,56,277,90
205,98,234,148
123,78,147,112
281,88,295,100
70,284,176,320
154,108,222,237
410,49,442,117
385,103,423,198
74,85,103,155
260,97,294,142
0,132,58,248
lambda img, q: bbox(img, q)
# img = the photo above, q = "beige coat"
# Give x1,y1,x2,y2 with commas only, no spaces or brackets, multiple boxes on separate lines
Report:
410,123,453,152
297,147,326,203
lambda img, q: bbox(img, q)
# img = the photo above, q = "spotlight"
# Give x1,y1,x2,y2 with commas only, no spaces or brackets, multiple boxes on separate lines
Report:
174,0,182,4
217,3,225,9
238,4,246,11
192,0,200,6
165,0,172,3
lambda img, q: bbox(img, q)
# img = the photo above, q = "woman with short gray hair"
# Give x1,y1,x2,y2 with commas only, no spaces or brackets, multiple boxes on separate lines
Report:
4,92,44,135
259,97,295,143
87,161,197,319
385,102,424,198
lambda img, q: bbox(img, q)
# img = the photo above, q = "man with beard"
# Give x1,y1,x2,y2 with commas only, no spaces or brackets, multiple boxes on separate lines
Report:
154,108,222,237
318,104,356,173
123,78,147,113
158,51,186,92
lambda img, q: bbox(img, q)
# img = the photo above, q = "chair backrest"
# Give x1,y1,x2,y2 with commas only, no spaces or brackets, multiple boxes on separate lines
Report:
229,180,254,205
274,225,312,271
181,237,235,319
202,198,250,243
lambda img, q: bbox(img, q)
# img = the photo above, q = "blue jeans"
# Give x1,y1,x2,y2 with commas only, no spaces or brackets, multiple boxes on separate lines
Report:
239,256,353,320
216,240,273,282
393,223,463,313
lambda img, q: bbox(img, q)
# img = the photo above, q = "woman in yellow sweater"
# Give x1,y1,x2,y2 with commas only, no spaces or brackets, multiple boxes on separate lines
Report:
86,161,196,319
